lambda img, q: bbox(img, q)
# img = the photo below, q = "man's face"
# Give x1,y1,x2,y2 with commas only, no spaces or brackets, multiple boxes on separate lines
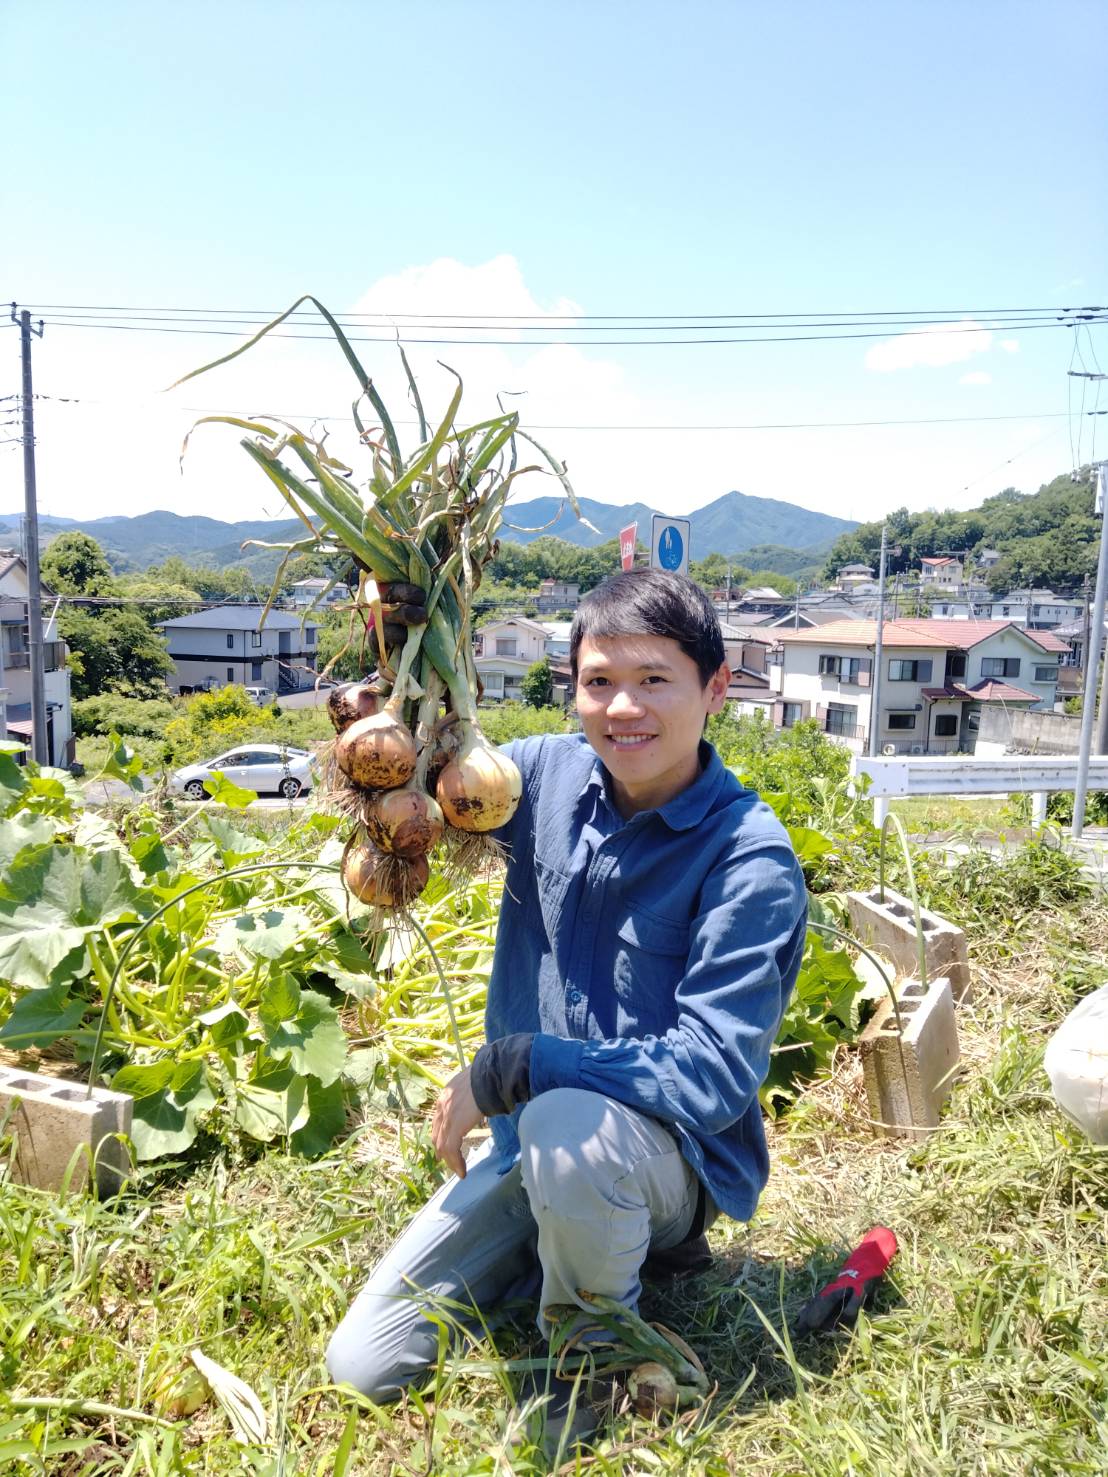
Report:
575,634,730,817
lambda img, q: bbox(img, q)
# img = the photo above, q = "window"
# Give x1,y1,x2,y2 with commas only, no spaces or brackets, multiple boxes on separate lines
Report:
888,659,933,681
818,654,842,675
887,713,916,731
251,661,263,681
824,702,857,736
934,714,958,737
251,631,262,648
495,638,517,657
226,667,234,682
818,654,869,684
781,702,804,728
981,657,1021,678
945,652,967,679
226,634,235,649
1033,665,1057,682
306,628,316,645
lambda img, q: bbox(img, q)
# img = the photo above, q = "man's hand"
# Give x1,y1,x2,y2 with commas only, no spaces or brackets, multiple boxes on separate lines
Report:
431,1066,485,1180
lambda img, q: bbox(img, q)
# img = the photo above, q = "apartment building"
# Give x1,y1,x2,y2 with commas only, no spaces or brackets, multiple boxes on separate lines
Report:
769,618,1068,755
0,554,74,767
159,606,320,695
986,589,1083,629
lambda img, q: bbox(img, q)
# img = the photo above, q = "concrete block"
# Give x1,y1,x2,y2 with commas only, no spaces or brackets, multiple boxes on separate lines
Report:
846,886,972,1004
0,1067,132,1196
859,976,960,1140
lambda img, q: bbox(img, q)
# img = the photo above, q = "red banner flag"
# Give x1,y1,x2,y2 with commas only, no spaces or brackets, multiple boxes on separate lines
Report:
619,522,638,572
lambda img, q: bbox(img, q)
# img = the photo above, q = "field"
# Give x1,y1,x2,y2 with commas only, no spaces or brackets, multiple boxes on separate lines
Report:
2,720,1106,1474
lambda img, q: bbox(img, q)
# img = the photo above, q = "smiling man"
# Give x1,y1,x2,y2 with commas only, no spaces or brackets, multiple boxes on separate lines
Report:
327,569,808,1447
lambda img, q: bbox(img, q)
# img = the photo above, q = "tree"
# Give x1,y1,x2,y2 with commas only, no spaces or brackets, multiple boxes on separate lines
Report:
59,607,173,700
41,531,117,596
521,658,554,708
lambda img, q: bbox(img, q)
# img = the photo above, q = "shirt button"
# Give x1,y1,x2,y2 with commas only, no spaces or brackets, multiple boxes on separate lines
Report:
568,989,582,1004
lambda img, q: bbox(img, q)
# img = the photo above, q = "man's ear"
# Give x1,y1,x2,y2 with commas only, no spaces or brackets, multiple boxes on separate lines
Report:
705,660,730,714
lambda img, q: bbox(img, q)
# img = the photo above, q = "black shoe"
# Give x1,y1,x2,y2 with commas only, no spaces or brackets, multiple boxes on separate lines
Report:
642,1233,714,1282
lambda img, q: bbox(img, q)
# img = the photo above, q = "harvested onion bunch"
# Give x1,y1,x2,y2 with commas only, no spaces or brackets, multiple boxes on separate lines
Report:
175,297,591,911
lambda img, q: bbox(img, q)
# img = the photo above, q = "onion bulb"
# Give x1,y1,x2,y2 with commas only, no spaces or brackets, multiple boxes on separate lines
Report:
343,842,429,906
435,724,521,832
327,681,383,734
335,710,417,790
365,784,444,858
626,1361,680,1417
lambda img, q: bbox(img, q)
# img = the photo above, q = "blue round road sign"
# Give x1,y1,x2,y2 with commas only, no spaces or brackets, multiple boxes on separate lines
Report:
658,525,684,570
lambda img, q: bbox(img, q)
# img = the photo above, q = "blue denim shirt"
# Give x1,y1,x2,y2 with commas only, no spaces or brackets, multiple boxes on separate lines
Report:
486,733,808,1222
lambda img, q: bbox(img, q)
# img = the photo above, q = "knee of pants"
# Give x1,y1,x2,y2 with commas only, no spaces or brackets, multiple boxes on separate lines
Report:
324,1312,419,1405
518,1088,622,1204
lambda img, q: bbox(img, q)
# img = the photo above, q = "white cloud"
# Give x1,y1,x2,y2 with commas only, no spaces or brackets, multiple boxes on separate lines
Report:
999,339,1019,353
864,319,992,372
959,371,992,386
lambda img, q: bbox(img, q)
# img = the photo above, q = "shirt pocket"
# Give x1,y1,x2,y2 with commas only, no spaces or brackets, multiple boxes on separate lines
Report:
612,906,690,1037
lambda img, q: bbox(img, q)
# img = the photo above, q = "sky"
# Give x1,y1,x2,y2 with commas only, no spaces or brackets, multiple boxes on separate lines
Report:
2,0,1106,545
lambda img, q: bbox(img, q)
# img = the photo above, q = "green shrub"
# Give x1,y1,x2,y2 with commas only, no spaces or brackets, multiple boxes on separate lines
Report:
72,694,178,740
477,702,573,744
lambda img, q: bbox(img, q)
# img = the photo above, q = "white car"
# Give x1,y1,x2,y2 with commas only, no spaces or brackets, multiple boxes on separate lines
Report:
170,744,316,801
244,686,278,707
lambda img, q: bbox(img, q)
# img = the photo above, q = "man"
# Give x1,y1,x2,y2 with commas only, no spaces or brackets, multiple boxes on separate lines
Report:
326,568,808,1443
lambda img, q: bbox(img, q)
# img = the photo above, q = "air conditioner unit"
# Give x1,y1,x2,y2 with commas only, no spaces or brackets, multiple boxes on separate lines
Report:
882,743,897,756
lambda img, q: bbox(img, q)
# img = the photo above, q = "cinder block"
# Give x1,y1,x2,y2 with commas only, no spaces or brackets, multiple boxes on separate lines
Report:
859,976,960,1140
0,1067,132,1196
846,886,972,1004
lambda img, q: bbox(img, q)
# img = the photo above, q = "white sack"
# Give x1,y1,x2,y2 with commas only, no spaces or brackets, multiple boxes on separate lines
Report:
1044,982,1108,1145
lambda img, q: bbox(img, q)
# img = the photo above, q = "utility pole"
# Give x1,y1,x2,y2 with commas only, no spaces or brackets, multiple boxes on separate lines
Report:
725,563,731,618
11,305,48,766
868,524,889,758
1073,462,1108,837
793,583,800,630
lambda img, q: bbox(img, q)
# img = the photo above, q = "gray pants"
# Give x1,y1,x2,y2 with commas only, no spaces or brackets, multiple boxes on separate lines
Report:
326,1088,708,1401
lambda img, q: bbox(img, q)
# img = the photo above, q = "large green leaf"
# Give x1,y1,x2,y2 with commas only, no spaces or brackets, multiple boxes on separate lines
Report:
289,1077,347,1158
0,847,144,988
234,1064,308,1142
112,1059,178,1100
98,734,146,793
203,771,257,809
129,1075,216,1159
205,815,265,865
0,982,87,1047
217,908,308,963
0,812,58,867
259,972,301,1031
197,1001,251,1048
262,989,347,1086
0,746,29,813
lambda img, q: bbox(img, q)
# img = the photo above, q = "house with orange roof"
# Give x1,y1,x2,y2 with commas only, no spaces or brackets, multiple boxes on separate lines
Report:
767,618,1066,755
919,555,965,591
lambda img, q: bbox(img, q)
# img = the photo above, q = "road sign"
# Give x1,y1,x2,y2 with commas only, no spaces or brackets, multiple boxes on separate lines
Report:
619,522,638,572
650,514,690,576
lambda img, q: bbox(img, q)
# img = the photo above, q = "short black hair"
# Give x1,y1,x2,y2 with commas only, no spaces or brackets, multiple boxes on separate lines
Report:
570,568,726,686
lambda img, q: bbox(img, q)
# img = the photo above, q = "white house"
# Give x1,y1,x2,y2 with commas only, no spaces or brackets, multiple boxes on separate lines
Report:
768,618,1068,755
0,553,74,767
986,589,1083,629
473,615,552,702
835,563,876,592
919,556,965,590
288,577,351,610
158,606,320,696
532,579,580,614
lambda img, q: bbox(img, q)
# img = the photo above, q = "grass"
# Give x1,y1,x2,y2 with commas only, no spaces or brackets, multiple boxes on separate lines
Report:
2,898,1106,1473
887,795,1017,834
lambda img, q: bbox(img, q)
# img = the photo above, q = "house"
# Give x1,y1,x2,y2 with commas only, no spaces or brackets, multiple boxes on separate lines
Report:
288,577,351,610
986,589,1083,630
975,548,1002,571
919,556,965,590
768,618,1069,755
835,563,876,592
473,616,552,702
0,553,74,767
158,606,320,696
531,578,580,614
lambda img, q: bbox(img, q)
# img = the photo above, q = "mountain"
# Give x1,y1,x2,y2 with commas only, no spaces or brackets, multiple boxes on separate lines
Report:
497,488,856,557
0,489,856,574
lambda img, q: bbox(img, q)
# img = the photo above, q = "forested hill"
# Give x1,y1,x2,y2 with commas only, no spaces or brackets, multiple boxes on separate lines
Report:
821,469,1101,595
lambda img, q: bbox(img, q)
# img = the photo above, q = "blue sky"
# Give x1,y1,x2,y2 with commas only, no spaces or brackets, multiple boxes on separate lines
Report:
2,0,1105,536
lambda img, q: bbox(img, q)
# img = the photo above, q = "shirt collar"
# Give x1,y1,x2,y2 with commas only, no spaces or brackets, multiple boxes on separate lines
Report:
583,739,730,832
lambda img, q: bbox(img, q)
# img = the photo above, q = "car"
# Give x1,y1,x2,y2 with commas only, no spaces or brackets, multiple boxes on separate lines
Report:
169,744,316,801
244,686,278,706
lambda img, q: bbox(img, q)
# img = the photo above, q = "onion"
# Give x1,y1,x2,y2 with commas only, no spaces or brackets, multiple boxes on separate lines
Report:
335,710,417,790
327,681,383,734
343,842,429,906
436,722,521,832
626,1361,680,1417
365,784,444,858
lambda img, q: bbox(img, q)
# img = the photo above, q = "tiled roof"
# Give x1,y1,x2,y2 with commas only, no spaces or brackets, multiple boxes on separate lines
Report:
775,617,1069,652
159,605,313,631
920,681,1038,703
921,556,959,566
